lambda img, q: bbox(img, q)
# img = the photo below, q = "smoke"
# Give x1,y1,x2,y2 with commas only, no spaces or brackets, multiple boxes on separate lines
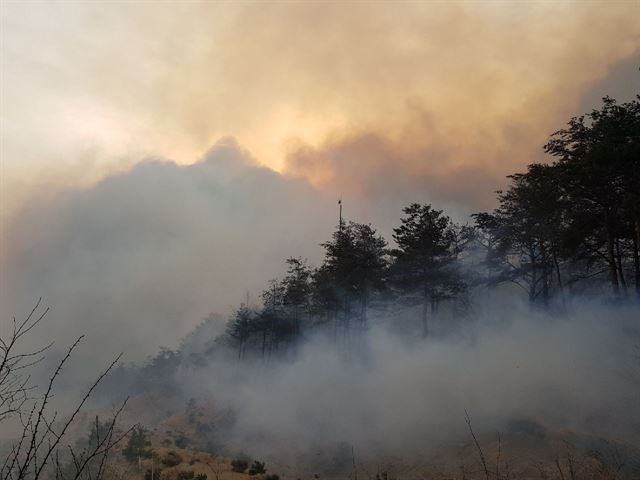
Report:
170,299,640,470
1,138,334,360
2,2,639,218
2,3,640,468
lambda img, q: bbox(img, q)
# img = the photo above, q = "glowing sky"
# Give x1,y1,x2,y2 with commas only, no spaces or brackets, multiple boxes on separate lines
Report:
2,1,639,217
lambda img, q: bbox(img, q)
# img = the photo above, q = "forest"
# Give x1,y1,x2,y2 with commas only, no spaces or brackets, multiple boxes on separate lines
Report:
2,95,639,480
218,95,640,361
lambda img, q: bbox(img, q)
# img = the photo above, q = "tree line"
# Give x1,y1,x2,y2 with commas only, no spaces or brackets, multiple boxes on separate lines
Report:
225,95,640,359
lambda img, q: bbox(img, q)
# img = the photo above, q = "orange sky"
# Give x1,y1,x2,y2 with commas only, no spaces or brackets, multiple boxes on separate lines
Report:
1,1,639,216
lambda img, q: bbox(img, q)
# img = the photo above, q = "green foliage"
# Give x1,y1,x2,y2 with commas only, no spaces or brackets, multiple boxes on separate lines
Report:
175,434,190,449
282,257,313,313
473,96,640,301
225,303,255,359
375,473,395,480
145,468,163,480
122,425,152,463
319,220,388,326
543,95,640,295
390,203,465,334
473,164,566,304
176,471,195,480
186,398,198,424
214,95,640,358
161,451,183,467
248,460,266,475
231,458,249,473
79,417,114,450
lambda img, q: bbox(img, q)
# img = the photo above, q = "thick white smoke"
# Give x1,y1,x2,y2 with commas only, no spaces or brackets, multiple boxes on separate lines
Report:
1,138,335,362
174,300,640,469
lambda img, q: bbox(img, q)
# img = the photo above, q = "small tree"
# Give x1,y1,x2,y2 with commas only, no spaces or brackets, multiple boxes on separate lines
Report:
473,165,566,306
320,221,388,330
282,257,313,334
122,425,152,463
1,299,131,480
225,303,255,360
544,95,640,295
390,204,464,337
249,460,266,475
231,458,249,473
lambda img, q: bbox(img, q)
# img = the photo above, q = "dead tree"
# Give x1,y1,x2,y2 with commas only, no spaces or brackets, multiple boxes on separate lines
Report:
0,299,132,480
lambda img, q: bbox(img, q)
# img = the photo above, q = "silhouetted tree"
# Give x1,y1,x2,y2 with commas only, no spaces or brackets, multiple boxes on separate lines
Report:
282,257,313,334
259,279,292,357
1,299,131,480
544,96,640,296
309,263,340,324
320,221,388,331
474,164,566,305
122,425,152,463
390,203,465,337
225,303,255,360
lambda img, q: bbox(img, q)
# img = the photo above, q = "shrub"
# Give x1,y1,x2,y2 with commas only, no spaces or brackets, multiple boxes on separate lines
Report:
162,451,183,467
196,422,212,434
144,468,163,480
195,475,208,480
122,426,152,463
176,471,195,480
265,475,280,480
248,461,266,476
175,434,190,449
231,458,249,473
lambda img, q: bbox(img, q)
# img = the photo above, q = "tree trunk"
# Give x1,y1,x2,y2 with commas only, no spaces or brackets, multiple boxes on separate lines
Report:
634,211,640,298
633,234,640,299
529,244,537,304
615,238,628,293
605,215,620,294
539,241,550,307
552,249,566,308
361,290,368,332
552,250,563,290
422,286,429,339
296,310,300,337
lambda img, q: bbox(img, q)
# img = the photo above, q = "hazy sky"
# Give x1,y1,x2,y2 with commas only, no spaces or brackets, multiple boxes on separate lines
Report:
2,1,639,214
1,1,639,356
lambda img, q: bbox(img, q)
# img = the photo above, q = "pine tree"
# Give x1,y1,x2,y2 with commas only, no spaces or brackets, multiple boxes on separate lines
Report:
390,203,464,337
319,221,388,330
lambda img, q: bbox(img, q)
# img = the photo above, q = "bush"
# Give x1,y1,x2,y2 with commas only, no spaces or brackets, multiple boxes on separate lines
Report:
248,461,266,476
122,426,153,463
161,451,183,467
195,475,208,480
175,434,191,449
231,458,249,473
176,471,195,480
144,469,163,480
196,422,211,434
265,475,279,480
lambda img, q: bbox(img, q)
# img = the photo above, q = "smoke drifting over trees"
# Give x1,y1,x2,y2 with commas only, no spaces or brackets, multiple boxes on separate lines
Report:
58,95,638,475
209,96,640,363
2,69,640,478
